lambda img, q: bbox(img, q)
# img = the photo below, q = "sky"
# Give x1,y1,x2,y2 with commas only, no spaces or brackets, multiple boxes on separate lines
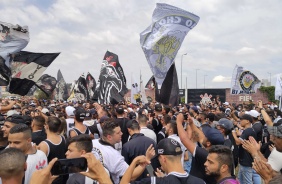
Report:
1,0,281,89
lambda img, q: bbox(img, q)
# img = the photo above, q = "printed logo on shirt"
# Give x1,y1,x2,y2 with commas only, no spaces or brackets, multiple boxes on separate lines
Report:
36,160,46,170
92,147,104,166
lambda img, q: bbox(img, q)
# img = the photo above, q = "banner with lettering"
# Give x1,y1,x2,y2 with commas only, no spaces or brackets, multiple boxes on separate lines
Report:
231,65,261,95
140,3,200,87
8,51,59,96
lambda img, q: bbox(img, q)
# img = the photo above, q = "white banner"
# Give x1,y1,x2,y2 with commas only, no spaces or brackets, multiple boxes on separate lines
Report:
140,3,200,87
231,65,261,95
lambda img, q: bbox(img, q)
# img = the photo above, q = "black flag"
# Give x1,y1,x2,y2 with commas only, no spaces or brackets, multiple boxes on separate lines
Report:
86,72,96,100
0,56,11,86
56,69,68,101
71,74,89,102
145,75,155,90
94,51,128,104
8,51,59,96
36,74,57,96
26,85,37,96
155,63,179,106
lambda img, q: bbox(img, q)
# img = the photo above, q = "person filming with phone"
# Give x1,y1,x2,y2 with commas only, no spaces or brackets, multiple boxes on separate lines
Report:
65,134,109,184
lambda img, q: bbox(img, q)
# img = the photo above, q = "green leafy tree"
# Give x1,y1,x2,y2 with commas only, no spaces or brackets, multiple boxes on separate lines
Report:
35,89,50,100
259,86,277,102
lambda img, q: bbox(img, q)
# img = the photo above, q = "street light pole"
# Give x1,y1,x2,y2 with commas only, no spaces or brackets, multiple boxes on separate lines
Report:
196,69,199,89
267,72,272,86
204,75,208,89
181,53,187,89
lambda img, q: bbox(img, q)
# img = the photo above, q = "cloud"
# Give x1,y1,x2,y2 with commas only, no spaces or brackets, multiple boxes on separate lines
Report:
0,0,281,89
212,75,231,83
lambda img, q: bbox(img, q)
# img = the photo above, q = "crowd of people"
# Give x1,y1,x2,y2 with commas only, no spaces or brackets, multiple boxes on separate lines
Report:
0,96,282,184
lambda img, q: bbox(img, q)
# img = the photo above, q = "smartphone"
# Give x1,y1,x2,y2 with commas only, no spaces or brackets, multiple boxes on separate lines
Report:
146,164,155,176
51,157,87,175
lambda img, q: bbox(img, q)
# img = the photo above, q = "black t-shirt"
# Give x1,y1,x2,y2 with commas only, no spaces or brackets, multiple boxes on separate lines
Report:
152,118,162,135
238,127,257,167
190,146,217,184
157,127,166,143
131,172,206,184
252,121,263,142
32,130,47,145
115,117,129,145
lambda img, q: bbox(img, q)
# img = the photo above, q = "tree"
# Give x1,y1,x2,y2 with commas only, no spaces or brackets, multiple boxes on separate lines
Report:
35,89,50,100
259,86,276,102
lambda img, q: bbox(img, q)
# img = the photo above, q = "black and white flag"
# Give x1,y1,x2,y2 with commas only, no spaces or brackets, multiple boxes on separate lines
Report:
86,72,96,100
94,51,128,104
56,69,68,101
140,3,200,88
69,74,89,102
0,56,11,86
36,74,57,96
8,51,60,96
155,63,179,106
0,21,29,67
230,65,261,95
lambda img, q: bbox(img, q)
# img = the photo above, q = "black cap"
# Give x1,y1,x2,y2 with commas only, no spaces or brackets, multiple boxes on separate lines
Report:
155,104,162,112
99,116,109,123
5,114,25,124
116,106,124,114
240,114,253,123
157,138,183,155
74,107,86,121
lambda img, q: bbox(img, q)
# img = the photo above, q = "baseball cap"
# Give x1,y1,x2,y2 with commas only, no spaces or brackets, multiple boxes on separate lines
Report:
157,138,183,155
240,114,253,123
116,106,124,114
245,110,260,118
5,114,25,124
6,110,19,117
65,106,75,117
155,104,162,112
191,106,198,112
202,127,224,145
89,109,97,116
223,102,229,106
74,107,86,121
268,123,282,138
99,116,109,123
41,108,49,114
218,118,233,131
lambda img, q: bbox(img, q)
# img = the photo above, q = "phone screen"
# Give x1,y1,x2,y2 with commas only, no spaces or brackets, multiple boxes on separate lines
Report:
146,164,155,176
51,157,87,175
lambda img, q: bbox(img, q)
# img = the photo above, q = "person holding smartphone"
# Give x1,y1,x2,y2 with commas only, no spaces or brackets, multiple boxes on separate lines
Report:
65,134,109,184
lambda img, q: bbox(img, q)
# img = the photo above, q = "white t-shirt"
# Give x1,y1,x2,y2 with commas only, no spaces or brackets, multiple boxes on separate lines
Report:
24,150,48,184
140,127,157,143
168,134,186,165
268,148,282,172
66,118,75,137
92,139,128,184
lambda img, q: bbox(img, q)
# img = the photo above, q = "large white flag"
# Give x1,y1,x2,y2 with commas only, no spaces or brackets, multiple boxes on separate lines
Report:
140,3,200,87
131,74,140,103
231,65,261,95
275,74,282,100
